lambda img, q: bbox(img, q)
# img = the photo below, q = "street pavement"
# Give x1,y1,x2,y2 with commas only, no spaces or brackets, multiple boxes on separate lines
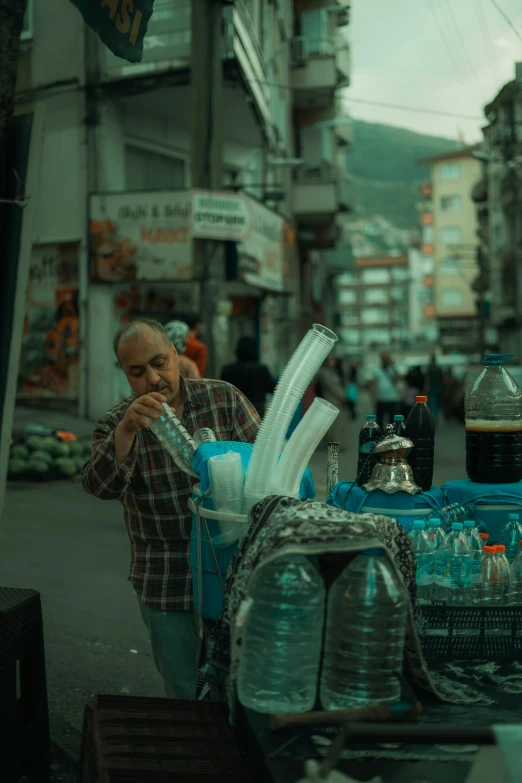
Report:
0,399,466,772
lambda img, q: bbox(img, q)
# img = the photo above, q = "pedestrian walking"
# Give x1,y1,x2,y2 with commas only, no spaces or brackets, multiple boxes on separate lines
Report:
164,320,200,379
221,336,276,418
369,352,400,429
82,318,260,700
317,357,349,449
402,365,425,418
183,315,208,377
426,354,444,424
345,363,358,421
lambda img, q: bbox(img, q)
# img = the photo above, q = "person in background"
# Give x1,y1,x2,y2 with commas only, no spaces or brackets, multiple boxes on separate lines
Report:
221,336,276,418
183,315,207,377
345,363,358,421
426,354,444,424
317,357,349,449
369,352,400,430
402,365,425,418
164,320,200,379
82,319,260,700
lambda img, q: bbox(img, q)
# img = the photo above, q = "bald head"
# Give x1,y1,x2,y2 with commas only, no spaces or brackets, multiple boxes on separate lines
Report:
113,319,170,362
114,319,181,402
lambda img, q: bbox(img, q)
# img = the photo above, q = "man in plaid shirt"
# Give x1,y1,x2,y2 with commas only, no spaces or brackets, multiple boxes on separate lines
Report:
82,319,260,699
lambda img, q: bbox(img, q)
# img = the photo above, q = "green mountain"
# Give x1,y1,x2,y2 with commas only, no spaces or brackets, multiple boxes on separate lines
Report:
347,120,459,229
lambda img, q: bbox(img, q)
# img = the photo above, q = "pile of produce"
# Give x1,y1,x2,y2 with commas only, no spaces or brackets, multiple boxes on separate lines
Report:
8,434,92,481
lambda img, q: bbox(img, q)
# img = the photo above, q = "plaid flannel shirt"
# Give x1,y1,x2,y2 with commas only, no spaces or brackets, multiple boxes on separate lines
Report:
82,378,260,610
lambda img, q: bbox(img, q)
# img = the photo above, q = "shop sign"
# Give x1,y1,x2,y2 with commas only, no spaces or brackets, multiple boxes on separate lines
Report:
68,0,155,63
18,243,80,399
191,190,251,241
238,198,285,292
89,191,191,282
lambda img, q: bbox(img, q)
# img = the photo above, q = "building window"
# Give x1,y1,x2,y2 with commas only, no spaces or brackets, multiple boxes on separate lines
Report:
362,328,391,345
440,226,461,245
361,268,390,284
390,286,405,302
338,272,355,284
340,328,360,345
440,163,460,181
422,225,435,244
422,257,434,274
339,288,357,304
361,308,389,325
440,288,464,307
391,266,409,282
441,258,460,275
363,288,388,305
340,308,358,325
441,195,461,212
125,145,186,191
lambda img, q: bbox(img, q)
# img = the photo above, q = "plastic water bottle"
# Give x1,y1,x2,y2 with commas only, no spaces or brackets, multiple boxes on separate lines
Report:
237,555,325,714
463,520,484,604
495,545,511,603
408,520,435,604
320,549,407,710
481,546,503,605
356,415,382,486
500,513,522,563
435,522,472,605
392,414,406,437
424,502,477,534
508,541,522,604
427,518,446,601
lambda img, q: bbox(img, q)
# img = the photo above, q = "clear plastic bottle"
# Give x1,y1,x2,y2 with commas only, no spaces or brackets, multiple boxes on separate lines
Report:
320,549,407,710
392,414,406,437
237,555,325,714
405,395,435,491
356,415,382,486
465,354,522,484
408,520,435,604
424,502,477,534
508,541,522,604
495,545,511,603
481,546,503,606
499,513,522,563
148,403,197,477
435,522,472,605
463,520,484,604
427,518,446,601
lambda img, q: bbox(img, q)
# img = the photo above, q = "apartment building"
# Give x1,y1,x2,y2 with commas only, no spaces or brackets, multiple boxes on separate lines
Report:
13,0,352,419
482,62,522,358
418,147,482,353
337,255,410,362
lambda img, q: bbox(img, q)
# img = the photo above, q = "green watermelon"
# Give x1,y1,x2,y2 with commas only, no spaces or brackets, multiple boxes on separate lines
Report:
68,441,84,457
80,439,93,455
8,458,28,476
27,458,50,474
10,444,29,460
30,449,53,464
74,457,87,474
47,440,70,458
54,457,77,478
25,435,47,452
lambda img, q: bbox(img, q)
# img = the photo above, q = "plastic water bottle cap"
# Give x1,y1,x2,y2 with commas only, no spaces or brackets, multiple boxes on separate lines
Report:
479,532,489,540
508,513,520,520
452,522,463,530
362,548,385,556
412,520,425,529
463,520,475,527
366,414,377,420
483,546,495,553
428,518,441,526
394,415,404,421
415,395,428,403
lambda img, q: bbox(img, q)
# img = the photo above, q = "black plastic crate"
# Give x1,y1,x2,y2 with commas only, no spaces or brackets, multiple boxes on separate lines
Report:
421,604,522,660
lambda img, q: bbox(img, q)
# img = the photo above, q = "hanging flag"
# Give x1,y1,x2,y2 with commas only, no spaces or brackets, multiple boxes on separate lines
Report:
68,0,155,63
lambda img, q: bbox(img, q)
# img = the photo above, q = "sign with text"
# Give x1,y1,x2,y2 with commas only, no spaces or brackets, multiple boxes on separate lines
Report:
238,198,285,292
68,0,155,63
191,191,251,241
89,191,192,281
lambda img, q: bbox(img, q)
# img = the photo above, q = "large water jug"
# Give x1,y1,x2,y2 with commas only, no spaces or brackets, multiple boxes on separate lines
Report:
237,555,325,714
320,549,407,710
465,354,522,484
499,513,522,563
435,522,472,604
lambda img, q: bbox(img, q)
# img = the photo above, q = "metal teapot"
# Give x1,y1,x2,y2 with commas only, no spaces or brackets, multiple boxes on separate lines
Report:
363,425,421,495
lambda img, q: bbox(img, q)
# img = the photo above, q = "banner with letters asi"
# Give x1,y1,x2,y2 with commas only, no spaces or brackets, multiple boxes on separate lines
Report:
68,0,155,63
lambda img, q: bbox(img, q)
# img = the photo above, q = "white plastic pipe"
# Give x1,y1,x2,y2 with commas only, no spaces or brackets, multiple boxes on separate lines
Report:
272,398,339,497
243,324,338,511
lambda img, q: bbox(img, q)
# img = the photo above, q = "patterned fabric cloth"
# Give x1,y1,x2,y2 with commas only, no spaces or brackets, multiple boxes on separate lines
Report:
199,497,490,719
82,377,260,610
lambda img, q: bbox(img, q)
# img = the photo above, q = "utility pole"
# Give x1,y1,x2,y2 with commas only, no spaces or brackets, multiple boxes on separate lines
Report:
191,0,224,379
0,0,27,145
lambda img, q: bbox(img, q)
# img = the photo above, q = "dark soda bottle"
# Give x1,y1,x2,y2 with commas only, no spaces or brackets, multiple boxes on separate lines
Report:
356,414,382,487
392,414,406,437
405,395,435,492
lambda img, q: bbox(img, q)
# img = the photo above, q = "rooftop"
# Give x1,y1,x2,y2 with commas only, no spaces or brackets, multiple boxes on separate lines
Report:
417,144,482,166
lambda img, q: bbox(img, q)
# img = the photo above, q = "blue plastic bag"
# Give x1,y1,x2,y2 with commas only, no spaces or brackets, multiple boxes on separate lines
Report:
192,440,316,500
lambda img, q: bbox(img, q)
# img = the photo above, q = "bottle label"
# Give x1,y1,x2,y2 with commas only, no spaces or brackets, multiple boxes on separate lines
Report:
471,557,482,586
436,556,471,588
417,556,435,586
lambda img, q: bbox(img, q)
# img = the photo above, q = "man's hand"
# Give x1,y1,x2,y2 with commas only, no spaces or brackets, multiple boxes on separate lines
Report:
114,393,166,465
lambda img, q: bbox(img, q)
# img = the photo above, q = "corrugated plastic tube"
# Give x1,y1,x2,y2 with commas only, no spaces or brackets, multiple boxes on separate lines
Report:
148,403,198,477
272,397,340,497
243,324,338,511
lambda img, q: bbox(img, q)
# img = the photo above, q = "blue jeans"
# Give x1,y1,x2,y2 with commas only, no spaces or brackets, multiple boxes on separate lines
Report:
137,595,197,699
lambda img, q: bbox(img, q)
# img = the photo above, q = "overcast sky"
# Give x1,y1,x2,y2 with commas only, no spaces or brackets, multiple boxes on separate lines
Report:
343,0,522,141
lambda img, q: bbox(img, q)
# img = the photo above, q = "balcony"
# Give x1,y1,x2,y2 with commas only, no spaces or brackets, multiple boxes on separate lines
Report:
294,97,353,147
291,34,350,108
326,241,354,272
294,164,351,220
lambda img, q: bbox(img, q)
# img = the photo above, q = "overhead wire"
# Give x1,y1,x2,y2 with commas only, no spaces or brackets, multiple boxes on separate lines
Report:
441,0,487,100
488,0,522,45
426,0,466,80
475,0,503,82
